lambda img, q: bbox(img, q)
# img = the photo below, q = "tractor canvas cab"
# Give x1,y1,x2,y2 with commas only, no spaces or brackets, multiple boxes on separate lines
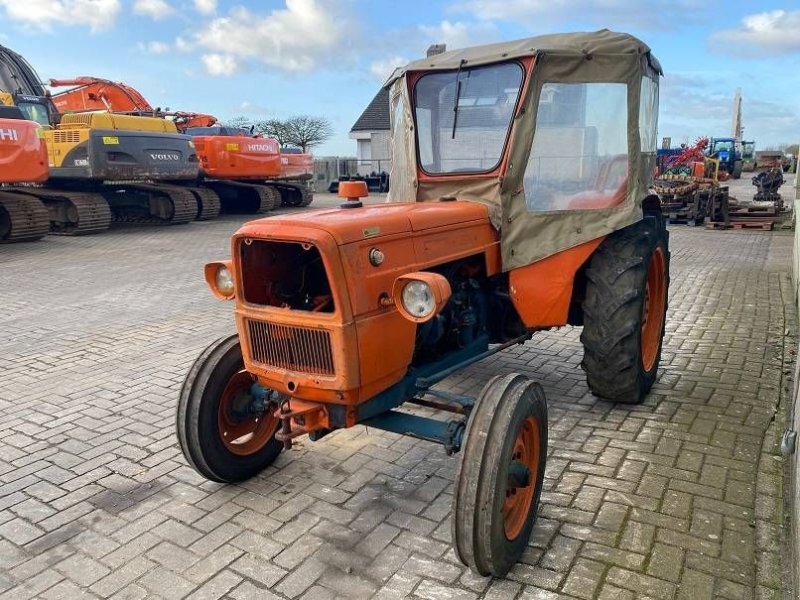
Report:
177,30,668,577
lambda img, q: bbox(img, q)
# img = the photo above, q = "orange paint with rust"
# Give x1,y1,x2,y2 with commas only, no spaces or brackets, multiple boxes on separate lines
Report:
229,202,497,407
221,200,601,418
509,237,604,327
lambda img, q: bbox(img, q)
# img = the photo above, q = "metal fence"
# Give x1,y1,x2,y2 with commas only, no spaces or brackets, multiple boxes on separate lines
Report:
313,158,391,193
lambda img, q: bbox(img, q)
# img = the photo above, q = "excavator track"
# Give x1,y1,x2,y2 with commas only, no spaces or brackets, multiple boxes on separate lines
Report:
9,188,111,235
0,191,49,243
272,182,314,207
156,183,221,221
189,186,221,221
104,183,196,225
204,180,278,214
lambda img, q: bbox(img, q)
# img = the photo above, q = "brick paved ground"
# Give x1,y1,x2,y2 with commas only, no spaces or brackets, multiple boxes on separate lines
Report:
0,204,794,599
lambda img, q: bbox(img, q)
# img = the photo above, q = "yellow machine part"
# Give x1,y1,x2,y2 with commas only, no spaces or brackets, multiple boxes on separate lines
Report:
42,127,90,168
0,91,12,106
43,113,181,168
59,112,179,133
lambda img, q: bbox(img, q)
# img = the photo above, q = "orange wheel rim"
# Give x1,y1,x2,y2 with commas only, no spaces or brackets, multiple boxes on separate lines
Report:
217,370,278,456
641,247,666,372
503,416,540,540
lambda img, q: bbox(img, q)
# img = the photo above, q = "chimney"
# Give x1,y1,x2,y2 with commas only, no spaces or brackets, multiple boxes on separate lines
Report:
426,44,446,58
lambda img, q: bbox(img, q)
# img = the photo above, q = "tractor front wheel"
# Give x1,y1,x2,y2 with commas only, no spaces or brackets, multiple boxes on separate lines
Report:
452,374,548,577
580,213,670,404
176,335,282,483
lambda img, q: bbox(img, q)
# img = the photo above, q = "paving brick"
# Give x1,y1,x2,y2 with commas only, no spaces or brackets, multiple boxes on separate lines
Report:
138,566,196,600
185,570,241,600
0,517,44,545
647,542,685,583
229,555,287,588
0,215,792,600
606,566,676,599
54,552,110,586
89,556,155,597
561,557,606,599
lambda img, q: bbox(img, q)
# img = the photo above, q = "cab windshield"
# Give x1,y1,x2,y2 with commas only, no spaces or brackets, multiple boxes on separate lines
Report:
711,140,734,153
17,101,50,127
414,62,523,174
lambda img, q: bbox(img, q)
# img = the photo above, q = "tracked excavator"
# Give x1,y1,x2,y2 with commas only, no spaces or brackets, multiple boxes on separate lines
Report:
0,106,50,242
49,76,314,211
0,44,213,234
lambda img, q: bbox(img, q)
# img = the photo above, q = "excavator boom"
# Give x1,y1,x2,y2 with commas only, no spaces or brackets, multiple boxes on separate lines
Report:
49,76,155,114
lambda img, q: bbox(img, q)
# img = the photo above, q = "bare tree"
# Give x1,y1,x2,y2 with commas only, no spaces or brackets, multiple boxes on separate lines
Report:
254,119,292,146
222,115,334,152
284,116,334,152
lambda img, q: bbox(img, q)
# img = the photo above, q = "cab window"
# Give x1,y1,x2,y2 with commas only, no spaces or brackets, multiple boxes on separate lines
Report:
414,62,523,174
17,102,50,127
524,82,629,212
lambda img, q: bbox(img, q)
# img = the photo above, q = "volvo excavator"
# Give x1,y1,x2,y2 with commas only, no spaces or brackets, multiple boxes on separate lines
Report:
0,44,214,234
0,106,50,242
49,76,314,211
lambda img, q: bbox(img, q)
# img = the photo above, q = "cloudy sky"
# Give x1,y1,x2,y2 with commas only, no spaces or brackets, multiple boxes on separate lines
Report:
1,0,798,156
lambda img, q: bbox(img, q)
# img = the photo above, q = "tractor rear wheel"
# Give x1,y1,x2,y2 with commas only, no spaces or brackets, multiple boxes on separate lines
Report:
452,374,548,577
580,213,670,404
176,335,282,483
732,160,742,179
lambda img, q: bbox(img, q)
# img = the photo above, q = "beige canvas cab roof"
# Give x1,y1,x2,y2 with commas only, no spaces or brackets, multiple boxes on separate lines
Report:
387,29,663,270
388,30,662,84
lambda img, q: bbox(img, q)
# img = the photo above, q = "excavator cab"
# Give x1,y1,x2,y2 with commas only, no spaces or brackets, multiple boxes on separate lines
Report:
14,95,52,127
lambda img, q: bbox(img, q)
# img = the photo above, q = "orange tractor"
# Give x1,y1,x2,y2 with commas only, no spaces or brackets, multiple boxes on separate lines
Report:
0,106,49,242
49,77,313,211
177,31,668,577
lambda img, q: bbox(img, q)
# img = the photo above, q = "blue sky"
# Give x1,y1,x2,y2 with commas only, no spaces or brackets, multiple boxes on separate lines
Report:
1,0,798,156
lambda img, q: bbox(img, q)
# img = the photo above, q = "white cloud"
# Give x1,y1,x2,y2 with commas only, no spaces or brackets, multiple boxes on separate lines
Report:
453,0,708,29
143,41,170,54
133,0,172,19
194,0,216,15
201,53,240,76
191,0,349,75
174,36,193,52
418,19,498,50
0,0,121,31
369,56,408,82
710,10,800,57
238,100,271,115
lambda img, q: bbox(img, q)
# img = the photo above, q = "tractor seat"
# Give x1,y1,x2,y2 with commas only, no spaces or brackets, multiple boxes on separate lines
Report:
565,177,628,210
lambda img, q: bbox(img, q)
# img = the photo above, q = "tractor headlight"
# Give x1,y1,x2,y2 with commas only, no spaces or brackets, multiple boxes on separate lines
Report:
215,266,234,296
204,260,235,300
402,281,435,319
392,272,452,323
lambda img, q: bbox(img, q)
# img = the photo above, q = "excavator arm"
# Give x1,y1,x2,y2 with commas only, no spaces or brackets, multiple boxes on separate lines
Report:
48,76,218,132
49,76,155,113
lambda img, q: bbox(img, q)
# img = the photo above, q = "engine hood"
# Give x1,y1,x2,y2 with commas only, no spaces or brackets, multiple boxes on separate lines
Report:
236,201,491,245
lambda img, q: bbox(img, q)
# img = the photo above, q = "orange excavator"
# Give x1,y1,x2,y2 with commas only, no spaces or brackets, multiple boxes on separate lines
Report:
0,106,49,242
49,77,314,210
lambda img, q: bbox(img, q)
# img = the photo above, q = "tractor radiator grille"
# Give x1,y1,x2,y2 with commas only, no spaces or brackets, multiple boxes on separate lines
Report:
52,130,81,144
247,319,334,376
